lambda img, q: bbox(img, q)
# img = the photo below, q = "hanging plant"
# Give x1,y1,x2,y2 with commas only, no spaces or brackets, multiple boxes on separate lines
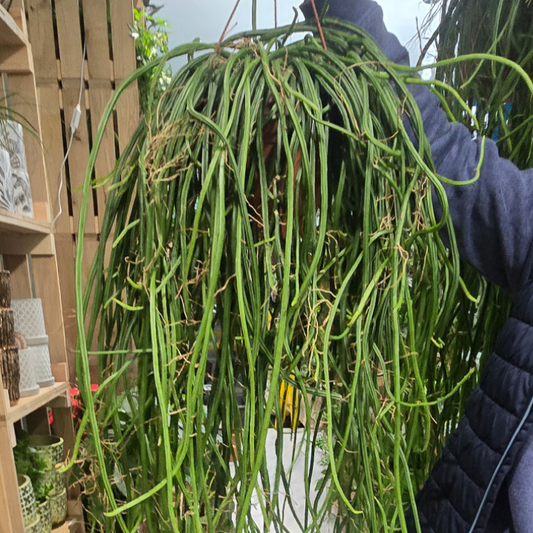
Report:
67,6,533,533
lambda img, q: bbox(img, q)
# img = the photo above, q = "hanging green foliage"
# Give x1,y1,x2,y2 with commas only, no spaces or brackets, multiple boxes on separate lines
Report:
68,9,533,533
131,7,172,111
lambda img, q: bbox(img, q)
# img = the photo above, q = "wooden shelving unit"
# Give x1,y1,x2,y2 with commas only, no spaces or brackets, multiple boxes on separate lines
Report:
0,4,31,74
1,382,70,424
0,1,77,532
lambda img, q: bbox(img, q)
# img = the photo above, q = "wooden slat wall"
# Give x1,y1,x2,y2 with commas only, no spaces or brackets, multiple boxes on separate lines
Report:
23,0,139,382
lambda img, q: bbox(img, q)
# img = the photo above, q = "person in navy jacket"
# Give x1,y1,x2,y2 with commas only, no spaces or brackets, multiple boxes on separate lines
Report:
300,1,533,532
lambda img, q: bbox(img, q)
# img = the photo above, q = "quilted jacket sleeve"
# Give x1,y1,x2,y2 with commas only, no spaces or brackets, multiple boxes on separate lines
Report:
300,0,533,296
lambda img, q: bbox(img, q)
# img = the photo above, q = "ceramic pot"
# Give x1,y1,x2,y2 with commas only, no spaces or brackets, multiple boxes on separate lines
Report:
12,169,33,216
18,348,40,397
49,487,67,526
26,337,54,388
0,120,27,172
29,435,64,469
38,497,52,533
18,474,37,527
25,515,43,533
12,299,47,338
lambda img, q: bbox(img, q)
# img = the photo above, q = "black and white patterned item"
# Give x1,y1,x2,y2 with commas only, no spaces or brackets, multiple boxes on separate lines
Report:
0,120,32,215
12,170,33,215
0,149,14,211
0,120,27,172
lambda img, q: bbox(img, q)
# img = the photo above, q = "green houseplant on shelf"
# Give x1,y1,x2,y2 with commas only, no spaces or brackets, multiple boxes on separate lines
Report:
14,431,55,533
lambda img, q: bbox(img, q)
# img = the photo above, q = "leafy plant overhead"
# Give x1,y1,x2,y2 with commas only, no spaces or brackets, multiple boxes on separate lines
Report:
131,7,172,111
68,3,533,533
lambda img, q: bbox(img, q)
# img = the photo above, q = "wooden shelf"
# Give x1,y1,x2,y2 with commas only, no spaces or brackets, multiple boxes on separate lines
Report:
1,382,69,423
0,209,53,255
0,5,28,48
0,5,32,74
0,208,50,235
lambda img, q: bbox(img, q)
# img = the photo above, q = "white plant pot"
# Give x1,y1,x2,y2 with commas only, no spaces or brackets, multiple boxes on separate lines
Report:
29,435,64,470
18,348,40,398
230,429,336,532
0,148,14,211
12,299,47,338
27,336,54,388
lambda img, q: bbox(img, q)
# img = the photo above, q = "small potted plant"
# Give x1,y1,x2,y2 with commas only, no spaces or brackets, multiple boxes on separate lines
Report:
14,432,54,533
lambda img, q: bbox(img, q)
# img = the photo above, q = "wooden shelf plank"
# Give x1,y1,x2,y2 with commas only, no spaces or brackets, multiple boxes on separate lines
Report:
0,209,53,254
1,381,69,423
0,6,32,74
0,5,28,48
0,208,51,235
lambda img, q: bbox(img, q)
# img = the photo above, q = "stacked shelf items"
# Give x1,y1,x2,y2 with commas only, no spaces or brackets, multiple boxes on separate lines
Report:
0,271,19,404
0,3,77,532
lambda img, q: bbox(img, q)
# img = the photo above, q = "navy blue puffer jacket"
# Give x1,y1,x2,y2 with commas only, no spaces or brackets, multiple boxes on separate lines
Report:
300,1,533,531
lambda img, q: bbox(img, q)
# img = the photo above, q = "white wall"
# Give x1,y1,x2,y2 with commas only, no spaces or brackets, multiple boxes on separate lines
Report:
159,0,436,67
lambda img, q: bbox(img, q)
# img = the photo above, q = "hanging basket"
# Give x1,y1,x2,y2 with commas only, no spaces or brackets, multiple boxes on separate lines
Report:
18,474,38,527
27,337,54,388
0,346,20,404
0,271,11,309
49,487,67,526
29,435,64,470
18,348,40,398
12,299,47,339
0,148,14,211
38,498,52,533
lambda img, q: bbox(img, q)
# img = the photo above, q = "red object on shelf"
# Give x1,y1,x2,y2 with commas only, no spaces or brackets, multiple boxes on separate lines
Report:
70,385,98,419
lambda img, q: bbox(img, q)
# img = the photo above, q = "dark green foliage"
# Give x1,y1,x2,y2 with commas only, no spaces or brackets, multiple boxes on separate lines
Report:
68,6,533,533
14,431,53,503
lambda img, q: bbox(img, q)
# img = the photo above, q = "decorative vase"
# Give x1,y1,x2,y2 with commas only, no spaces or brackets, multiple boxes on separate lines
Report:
49,487,67,526
0,148,14,211
38,497,52,533
29,435,64,469
12,299,47,338
18,348,40,397
0,346,20,404
12,169,33,216
18,474,38,527
0,270,11,308
0,120,27,172
27,337,54,388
